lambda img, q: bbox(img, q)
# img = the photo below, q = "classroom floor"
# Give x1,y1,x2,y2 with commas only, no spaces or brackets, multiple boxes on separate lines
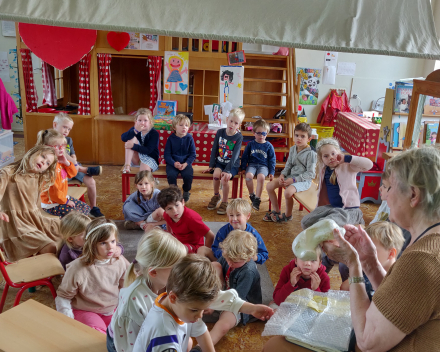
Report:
1,136,379,351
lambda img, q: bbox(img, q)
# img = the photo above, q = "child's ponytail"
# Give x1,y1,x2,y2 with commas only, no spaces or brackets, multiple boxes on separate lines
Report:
124,228,187,287
36,129,64,146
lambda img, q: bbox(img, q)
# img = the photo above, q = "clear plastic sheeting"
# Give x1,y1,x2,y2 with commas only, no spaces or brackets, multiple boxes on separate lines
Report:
263,289,352,352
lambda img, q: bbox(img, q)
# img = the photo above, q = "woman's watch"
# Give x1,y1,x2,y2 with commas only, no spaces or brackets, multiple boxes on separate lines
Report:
348,276,365,285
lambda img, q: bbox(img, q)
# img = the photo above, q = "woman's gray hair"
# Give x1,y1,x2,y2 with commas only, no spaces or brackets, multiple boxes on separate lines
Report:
316,138,341,151
386,147,440,221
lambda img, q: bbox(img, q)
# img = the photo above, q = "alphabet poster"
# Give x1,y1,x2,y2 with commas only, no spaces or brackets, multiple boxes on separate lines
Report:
164,51,189,95
219,65,244,108
297,67,321,105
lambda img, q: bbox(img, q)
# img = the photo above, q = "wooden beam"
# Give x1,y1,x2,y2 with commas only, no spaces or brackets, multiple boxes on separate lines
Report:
15,23,28,148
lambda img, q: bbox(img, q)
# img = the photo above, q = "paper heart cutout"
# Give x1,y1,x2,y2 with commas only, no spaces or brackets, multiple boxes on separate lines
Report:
179,83,188,91
19,23,96,71
107,32,130,52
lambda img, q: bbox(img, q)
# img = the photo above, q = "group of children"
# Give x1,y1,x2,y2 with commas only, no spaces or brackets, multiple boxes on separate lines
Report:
0,106,411,352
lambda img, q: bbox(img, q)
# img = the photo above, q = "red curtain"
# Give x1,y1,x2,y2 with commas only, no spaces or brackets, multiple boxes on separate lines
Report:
78,53,91,115
20,49,38,112
41,61,57,107
148,56,162,112
98,53,114,114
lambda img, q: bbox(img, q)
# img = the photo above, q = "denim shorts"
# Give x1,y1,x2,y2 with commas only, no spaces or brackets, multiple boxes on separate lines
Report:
214,161,239,178
246,163,269,177
68,162,85,183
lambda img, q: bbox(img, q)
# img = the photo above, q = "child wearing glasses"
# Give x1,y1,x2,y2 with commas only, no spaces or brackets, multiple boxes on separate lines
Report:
264,123,317,222
37,129,91,218
240,118,276,211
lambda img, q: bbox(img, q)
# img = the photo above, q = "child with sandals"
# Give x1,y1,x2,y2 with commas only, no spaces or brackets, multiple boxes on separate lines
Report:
264,123,317,223
121,108,159,174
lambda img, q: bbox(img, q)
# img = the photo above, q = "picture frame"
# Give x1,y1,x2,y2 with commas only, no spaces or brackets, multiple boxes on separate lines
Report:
227,50,246,65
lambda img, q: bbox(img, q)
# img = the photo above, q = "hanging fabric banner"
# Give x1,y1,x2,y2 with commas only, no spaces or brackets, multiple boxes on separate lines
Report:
19,48,38,112
78,53,91,115
97,53,114,115
148,56,162,112
41,61,57,107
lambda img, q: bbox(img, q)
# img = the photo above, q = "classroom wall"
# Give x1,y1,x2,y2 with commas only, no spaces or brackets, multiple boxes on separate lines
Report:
0,23,43,131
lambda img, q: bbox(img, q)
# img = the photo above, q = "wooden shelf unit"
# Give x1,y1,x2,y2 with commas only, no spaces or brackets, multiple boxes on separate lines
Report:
16,27,298,165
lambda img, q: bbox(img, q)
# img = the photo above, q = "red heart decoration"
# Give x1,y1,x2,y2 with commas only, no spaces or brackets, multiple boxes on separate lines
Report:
107,32,130,52
19,23,96,71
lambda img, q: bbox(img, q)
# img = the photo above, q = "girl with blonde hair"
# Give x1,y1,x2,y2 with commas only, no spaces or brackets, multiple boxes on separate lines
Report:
37,129,91,217
0,145,60,261
56,218,129,333
107,228,274,352
121,108,159,174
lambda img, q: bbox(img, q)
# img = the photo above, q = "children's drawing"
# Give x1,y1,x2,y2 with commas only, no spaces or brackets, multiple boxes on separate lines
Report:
140,34,159,51
219,65,244,108
164,51,189,95
297,67,321,105
125,33,140,49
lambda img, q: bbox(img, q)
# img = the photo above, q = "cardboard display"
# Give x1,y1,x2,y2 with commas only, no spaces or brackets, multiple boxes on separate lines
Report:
107,31,130,51
18,23,97,70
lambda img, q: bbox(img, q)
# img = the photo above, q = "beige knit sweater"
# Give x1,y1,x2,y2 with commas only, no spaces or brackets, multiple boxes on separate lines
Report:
57,256,130,314
373,233,440,351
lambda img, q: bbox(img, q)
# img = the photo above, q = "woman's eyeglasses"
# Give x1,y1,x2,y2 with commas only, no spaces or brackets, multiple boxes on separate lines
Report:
254,131,268,136
48,144,66,150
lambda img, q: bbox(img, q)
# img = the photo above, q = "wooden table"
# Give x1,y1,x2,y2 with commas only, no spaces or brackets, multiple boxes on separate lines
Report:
0,300,106,352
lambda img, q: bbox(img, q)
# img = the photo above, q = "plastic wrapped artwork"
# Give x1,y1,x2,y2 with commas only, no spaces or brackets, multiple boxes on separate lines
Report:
292,219,346,261
263,289,352,352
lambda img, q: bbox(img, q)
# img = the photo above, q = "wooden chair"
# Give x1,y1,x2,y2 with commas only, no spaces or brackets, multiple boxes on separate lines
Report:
67,186,87,203
122,165,239,202
68,179,86,202
0,252,65,313
293,180,319,213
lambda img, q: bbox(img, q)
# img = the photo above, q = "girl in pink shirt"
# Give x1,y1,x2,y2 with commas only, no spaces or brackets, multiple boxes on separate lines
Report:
55,218,129,333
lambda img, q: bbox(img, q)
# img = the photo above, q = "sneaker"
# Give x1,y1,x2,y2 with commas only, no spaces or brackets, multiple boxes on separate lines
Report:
207,194,222,210
89,207,104,218
183,191,191,203
87,166,102,176
217,202,228,215
124,220,140,230
252,197,261,211
249,193,256,203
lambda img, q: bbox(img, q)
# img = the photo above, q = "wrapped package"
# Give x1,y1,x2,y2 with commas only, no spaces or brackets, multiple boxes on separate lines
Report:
263,289,352,352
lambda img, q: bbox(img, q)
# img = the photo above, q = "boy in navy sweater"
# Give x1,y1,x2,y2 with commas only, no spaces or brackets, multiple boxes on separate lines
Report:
121,108,159,174
198,198,268,264
240,118,276,211
164,114,196,202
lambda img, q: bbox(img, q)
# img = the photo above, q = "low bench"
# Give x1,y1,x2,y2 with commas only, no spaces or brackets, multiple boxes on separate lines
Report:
122,165,239,202
67,186,87,203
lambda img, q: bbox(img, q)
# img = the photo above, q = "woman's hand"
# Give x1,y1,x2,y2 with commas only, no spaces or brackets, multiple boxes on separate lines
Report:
321,228,360,270
343,224,377,264
0,212,9,222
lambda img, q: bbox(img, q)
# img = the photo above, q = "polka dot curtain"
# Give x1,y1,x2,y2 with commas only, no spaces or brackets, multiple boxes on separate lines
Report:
41,61,57,107
78,53,91,115
20,49,38,112
148,56,162,112
98,53,115,115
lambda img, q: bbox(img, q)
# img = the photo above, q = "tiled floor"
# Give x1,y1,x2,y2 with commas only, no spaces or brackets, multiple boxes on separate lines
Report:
1,137,379,351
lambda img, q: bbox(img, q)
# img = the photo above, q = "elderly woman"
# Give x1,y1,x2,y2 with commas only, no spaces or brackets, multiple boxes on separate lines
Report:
263,147,440,352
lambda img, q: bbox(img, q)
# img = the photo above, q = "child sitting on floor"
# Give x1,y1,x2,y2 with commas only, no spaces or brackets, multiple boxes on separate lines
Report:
133,255,221,352
198,198,268,264
164,114,196,203
272,244,330,306
340,221,404,298
123,170,165,231
240,118,276,211
264,123,317,222
210,230,262,345
121,108,159,174
204,108,244,215
109,229,274,352
37,129,91,218
56,218,129,333
0,145,61,261
53,112,104,218
157,186,215,254
58,211,123,270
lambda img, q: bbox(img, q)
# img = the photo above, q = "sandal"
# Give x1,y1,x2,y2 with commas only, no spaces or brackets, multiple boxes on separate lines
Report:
121,164,131,174
280,213,293,222
263,210,281,222
263,211,275,222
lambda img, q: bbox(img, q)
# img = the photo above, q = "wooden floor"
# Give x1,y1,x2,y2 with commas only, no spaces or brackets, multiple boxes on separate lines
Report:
1,136,380,351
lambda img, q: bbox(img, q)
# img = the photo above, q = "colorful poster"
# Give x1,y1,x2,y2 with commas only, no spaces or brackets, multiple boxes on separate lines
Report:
125,32,140,49
424,121,439,145
140,34,159,50
0,51,10,83
219,65,244,108
164,51,189,95
297,67,321,105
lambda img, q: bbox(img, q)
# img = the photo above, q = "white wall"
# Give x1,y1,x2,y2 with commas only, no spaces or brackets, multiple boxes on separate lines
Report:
0,22,43,131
